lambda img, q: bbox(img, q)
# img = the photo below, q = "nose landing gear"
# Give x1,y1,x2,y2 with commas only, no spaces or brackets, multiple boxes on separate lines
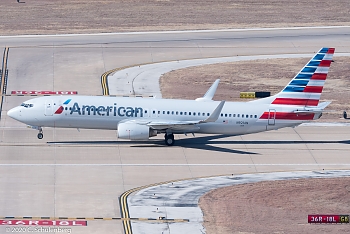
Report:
37,127,43,139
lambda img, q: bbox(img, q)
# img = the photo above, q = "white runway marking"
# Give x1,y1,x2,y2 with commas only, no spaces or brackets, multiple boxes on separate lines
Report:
0,26,349,38
0,164,349,166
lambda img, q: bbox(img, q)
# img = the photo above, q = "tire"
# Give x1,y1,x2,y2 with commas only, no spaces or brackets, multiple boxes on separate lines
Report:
37,133,44,139
165,134,175,146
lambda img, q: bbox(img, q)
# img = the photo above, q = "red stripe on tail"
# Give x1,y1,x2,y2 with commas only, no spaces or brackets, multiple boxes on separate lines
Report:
327,48,335,54
319,60,332,67
272,98,319,106
303,86,323,93
311,73,327,80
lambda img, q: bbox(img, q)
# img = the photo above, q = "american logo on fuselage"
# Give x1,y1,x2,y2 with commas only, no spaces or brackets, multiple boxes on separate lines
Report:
69,102,144,117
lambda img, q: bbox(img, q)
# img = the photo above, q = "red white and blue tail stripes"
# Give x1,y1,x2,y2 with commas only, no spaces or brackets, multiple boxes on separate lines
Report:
271,47,334,107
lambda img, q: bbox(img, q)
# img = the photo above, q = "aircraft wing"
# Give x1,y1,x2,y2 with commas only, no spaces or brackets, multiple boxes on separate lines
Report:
147,120,201,131
126,100,225,131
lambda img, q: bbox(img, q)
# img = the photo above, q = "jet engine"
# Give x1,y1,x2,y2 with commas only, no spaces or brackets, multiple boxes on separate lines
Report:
117,122,157,140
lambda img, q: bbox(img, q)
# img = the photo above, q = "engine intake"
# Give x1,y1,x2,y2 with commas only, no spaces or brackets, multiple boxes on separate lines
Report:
118,122,157,140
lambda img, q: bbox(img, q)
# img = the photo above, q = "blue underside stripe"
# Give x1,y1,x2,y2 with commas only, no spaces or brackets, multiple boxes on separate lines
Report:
294,73,312,80
283,86,305,92
307,60,321,67
301,67,317,73
313,54,325,60
290,80,309,86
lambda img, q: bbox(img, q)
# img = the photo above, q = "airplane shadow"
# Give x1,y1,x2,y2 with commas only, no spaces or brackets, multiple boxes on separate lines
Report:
48,134,256,154
47,134,350,155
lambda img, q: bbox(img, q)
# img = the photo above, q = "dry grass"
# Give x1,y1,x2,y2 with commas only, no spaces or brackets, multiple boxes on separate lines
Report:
1,0,350,35
199,177,350,234
160,57,350,121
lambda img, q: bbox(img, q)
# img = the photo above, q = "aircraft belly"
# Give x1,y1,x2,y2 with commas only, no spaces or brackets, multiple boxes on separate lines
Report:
64,118,118,130
197,121,271,135
39,116,119,130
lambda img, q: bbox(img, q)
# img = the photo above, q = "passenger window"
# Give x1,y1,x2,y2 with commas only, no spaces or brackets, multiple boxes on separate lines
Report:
172,111,174,115
250,115,252,118
167,111,170,114
145,110,148,113
193,112,196,116
176,111,178,115
237,114,240,117
246,115,248,118
184,112,187,115
233,114,235,117
225,114,227,117
220,113,223,117
180,112,183,115
242,115,244,118
189,112,191,115
229,114,231,117
207,113,210,116
255,115,257,118
158,111,160,114
153,110,155,114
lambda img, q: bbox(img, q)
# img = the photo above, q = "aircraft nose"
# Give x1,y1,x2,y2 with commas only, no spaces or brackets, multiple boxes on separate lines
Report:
7,106,21,120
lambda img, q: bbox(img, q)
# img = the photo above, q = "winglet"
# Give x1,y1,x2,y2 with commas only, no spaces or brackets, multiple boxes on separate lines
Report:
201,100,225,123
195,79,220,101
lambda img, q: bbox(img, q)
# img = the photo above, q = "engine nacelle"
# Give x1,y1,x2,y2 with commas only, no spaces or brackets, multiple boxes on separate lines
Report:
117,122,157,140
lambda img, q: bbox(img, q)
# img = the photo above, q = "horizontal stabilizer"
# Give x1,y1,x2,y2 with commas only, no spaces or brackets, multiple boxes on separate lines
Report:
293,101,331,114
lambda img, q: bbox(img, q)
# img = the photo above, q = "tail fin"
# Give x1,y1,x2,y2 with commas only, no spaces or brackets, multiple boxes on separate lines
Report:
252,48,335,106
271,47,334,106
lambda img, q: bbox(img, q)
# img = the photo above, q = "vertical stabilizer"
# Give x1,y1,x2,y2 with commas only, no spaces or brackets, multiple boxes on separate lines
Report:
271,47,335,107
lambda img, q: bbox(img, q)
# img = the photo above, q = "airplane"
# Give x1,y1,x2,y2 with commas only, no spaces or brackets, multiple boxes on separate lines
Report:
7,47,334,146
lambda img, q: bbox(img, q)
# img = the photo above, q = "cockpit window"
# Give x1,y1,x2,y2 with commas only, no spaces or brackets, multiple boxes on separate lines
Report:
20,103,34,108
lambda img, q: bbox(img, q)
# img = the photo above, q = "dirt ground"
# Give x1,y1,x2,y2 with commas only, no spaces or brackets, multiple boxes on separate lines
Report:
160,57,350,121
199,177,350,234
1,0,350,36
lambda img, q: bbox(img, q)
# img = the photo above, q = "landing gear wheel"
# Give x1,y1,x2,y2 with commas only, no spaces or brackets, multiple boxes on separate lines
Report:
37,132,44,139
164,134,175,146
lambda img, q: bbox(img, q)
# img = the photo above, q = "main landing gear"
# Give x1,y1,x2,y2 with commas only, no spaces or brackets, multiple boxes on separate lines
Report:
37,127,43,139
164,133,175,146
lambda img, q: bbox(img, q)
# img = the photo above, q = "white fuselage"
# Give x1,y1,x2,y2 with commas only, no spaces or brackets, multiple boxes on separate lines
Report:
8,95,308,136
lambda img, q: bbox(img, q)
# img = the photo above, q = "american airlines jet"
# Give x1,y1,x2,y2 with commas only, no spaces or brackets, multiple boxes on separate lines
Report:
7,48,335,146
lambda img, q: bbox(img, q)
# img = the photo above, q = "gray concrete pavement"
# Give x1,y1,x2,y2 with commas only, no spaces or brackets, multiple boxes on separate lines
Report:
0,27,350,233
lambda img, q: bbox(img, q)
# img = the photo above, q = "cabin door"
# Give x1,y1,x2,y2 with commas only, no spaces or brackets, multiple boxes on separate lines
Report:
45,100,53,116
268,109,276,125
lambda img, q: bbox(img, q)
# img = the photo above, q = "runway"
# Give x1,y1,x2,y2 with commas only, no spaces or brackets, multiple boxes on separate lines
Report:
1,27,350,234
